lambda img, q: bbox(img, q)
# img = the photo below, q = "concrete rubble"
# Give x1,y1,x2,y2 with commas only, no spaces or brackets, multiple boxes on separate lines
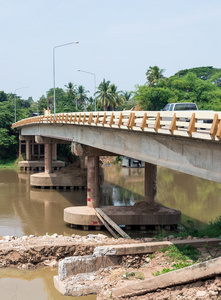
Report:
53,237,221,298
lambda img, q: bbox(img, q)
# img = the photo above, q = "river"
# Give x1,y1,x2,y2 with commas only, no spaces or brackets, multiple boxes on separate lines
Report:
0,165,221,299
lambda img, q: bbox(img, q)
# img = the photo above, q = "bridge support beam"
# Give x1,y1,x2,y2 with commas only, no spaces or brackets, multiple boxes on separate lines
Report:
145,162,157,206
87,156,100,208
26,139,32,161
52,143,57,161
45,143,53,173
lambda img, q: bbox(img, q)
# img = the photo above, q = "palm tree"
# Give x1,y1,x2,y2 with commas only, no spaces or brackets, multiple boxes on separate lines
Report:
65,82,76,96
76,85,89,110
121,91,133,102
109,84,123,110
146,66,165,87
95,79,112,111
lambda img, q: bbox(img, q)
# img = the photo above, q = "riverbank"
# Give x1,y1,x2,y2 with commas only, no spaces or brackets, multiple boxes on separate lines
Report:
0,234,221,299
0,158,18,169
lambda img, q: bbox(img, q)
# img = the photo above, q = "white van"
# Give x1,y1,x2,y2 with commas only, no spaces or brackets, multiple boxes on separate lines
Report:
162,102,198,111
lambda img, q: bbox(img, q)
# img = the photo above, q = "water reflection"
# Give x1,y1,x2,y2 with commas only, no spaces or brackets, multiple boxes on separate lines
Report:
0,165,221,299
103,165,221,227
0,268,96,300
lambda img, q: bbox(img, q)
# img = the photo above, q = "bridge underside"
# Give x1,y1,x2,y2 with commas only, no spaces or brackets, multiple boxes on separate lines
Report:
21,123,221,183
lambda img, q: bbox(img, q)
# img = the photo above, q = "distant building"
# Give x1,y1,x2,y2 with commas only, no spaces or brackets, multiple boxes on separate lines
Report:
121,157,144,168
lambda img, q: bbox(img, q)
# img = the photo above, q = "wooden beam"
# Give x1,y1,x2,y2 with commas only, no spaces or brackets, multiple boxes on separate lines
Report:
95,208,130,239
95,211,118,238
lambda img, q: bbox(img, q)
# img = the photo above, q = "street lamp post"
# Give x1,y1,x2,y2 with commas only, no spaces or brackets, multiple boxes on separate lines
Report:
53,41,79,119
14,86,28,123
78,69,96,111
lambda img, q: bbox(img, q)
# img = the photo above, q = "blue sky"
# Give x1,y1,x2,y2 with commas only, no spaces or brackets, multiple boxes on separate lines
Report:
0,0,221,101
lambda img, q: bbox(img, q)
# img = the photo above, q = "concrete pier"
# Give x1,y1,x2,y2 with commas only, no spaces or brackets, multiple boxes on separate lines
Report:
64,160,181,230
18,160,65,172
87,156,100,208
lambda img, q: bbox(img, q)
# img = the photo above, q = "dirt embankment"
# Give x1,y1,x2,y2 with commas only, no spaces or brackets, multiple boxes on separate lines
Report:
0,233,138,269
1,234,221,299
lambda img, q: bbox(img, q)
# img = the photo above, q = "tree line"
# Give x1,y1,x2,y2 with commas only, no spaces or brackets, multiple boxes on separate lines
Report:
1,66,221,160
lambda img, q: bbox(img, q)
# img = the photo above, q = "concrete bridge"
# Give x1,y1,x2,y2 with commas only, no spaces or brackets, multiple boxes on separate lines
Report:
13,109,221,230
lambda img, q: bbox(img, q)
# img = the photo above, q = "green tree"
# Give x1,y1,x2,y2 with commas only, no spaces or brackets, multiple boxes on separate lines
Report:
95,79,112,111
76,85,89,111
0,101,18,159
146,66,165,87
109,84,123,110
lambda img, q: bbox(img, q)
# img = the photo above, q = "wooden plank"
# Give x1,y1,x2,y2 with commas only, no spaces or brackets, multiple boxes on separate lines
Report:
95,211,118,239
95,208,130,239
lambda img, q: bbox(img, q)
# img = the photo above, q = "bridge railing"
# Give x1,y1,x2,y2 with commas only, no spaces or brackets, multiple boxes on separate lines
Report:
13,110,221,141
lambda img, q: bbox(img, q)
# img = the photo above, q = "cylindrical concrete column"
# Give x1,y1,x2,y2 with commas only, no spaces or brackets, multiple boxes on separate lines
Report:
87,156,99,208
19,139,22,158
145,162,157,206
44,143,52,173
26,140,31,161
52,143,57,161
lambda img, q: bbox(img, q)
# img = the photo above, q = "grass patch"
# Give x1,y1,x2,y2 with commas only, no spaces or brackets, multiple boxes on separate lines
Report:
154,216,221,241
153,262,193,276
160,244,201,262
152,244,200,277
0,158,18,169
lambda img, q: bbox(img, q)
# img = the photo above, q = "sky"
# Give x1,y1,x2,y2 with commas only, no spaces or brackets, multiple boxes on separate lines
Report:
1,0,221,101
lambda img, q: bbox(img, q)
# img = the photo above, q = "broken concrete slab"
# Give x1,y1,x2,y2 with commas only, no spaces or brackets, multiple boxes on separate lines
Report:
93,238,221,256
112,257,221,298
58,254,119,281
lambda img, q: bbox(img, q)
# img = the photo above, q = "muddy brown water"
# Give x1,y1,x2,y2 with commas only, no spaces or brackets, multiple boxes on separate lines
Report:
0,165,221,299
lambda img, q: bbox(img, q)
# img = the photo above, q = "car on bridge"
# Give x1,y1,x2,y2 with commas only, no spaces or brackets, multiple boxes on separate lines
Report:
162,102,198,112
162,102,212,124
